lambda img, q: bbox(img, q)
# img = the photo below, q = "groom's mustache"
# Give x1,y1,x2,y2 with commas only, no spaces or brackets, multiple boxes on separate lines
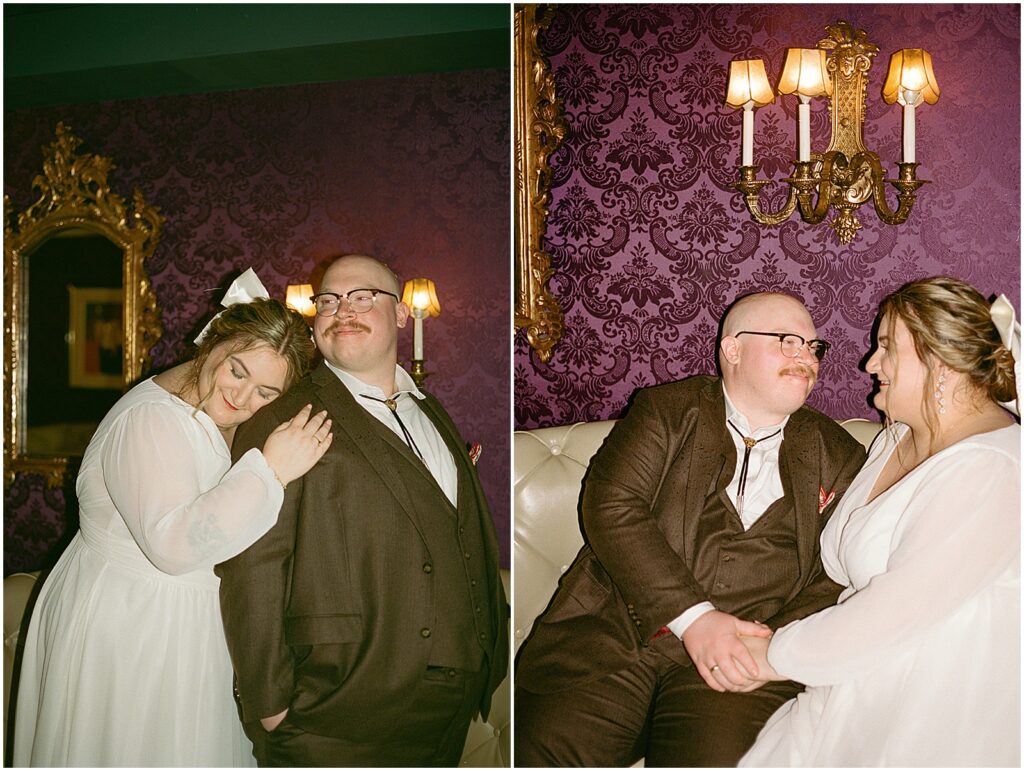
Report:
781,364,816,382
325,320,371,334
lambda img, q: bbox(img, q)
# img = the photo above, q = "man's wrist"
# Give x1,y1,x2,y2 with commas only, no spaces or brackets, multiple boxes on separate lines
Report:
666,601,717,639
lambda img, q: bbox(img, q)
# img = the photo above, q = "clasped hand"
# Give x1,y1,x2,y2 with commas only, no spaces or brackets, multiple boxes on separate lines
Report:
680,610,783,692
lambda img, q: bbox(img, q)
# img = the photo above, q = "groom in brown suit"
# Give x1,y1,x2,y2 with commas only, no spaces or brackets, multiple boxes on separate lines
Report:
217,255,508,766
515,292,866,766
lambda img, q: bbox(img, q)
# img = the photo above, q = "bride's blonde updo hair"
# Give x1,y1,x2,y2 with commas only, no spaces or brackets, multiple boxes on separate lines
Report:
185,298,315,410
878,276,1016,433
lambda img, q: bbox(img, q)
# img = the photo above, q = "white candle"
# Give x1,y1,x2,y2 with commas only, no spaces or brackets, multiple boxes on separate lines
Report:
742,103,754,166
797,97,811,162
413,314,424,360
902,100,916,164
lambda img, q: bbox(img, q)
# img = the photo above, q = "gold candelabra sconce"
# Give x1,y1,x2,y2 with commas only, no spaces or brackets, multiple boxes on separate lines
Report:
725,20,940,245
401,277,441,388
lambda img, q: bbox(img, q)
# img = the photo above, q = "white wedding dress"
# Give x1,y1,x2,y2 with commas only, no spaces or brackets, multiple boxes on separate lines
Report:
13,378,284,767
741,422,1020,767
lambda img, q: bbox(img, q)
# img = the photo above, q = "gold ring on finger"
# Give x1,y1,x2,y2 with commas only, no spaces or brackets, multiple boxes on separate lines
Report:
710,665,720,672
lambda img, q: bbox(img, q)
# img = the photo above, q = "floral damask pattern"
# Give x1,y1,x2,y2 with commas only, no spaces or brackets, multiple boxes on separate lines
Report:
516,3,1020,429
5,69,511,573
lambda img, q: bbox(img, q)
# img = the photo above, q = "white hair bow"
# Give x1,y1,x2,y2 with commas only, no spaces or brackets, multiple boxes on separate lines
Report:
990,294,1021,416
194,268,270,344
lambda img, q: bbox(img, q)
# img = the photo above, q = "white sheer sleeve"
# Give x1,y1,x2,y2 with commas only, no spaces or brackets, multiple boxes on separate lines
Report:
100,401,285,575
768,440,1019,686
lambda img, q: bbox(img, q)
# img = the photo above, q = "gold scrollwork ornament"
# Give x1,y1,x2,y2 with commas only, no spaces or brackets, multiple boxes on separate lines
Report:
514,4,566,363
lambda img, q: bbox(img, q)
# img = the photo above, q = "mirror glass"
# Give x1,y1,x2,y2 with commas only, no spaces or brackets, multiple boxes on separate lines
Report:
25,231,124,457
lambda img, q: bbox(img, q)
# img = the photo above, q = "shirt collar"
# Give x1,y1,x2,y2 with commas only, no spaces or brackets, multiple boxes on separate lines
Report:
324,361,426,402
722,384,788,440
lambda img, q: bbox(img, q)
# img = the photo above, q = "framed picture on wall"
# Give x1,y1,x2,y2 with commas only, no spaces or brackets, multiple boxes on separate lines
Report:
68,286,123,389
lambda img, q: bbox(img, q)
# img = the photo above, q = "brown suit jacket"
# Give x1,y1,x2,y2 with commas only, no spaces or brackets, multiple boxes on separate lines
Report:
215,362,509,742
515,376,866,693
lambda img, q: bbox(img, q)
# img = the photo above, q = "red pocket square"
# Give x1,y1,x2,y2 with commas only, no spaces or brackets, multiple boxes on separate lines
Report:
468,442,482,466
818,485,836,513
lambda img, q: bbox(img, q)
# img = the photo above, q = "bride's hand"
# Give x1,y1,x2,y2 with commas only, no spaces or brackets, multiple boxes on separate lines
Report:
735,633,784,688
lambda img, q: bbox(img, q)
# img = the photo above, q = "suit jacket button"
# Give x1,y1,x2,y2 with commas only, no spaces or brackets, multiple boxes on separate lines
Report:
420,627,431,638
422,563,433,573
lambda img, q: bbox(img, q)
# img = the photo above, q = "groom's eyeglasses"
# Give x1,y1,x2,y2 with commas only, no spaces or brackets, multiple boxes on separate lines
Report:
735,331,831,361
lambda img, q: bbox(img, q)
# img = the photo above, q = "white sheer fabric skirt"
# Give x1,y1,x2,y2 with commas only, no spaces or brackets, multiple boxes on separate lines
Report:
13,525,255,767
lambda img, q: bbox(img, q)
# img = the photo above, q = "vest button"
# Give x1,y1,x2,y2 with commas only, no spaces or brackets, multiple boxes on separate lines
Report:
476,605,482,613
464,552,471,560
479,632,487,640
422,563,433,573
471,579,477,587
722,555,732,562
715,582,726,589
420,627,431,638
447,669,457,678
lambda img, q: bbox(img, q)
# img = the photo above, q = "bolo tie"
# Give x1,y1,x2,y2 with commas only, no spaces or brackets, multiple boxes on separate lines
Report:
726,420,781,516
360,394,426,464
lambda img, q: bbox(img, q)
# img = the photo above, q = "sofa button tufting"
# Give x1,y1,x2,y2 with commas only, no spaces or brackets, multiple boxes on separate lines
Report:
550,445,562,455
515,629,524,638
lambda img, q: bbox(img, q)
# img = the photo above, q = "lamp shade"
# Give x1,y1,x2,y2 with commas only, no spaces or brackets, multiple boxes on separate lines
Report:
285,283,315,318
725,59,775,108
401,278,441,317
882,48,940,105
777,48,832,97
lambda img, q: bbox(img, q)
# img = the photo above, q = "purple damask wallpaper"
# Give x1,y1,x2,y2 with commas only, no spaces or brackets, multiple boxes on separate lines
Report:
515,3,1021,429
5,70,511,573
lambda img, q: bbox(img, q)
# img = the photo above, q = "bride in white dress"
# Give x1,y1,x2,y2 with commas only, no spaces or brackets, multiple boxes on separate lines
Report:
14,282,334,767
738,276,1020,767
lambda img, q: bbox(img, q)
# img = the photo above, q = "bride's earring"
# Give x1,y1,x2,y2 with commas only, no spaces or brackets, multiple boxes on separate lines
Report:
934,372,947,415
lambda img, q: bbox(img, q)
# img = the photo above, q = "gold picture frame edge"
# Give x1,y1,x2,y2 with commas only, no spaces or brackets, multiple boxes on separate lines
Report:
514,3,566,364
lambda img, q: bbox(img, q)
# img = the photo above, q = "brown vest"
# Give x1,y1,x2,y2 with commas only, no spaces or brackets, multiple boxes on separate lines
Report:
689,489,800,622
416,476,491,671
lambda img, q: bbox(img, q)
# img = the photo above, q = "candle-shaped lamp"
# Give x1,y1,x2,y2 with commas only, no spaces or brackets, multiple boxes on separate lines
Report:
401,278,441,384
285,283,316,321
777,48,832,162
725,60,775,167
882,49,940,164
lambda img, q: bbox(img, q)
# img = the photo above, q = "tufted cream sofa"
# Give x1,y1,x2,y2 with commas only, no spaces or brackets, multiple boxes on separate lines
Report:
513,418,882,658
3,571,40,759
3,569,510,767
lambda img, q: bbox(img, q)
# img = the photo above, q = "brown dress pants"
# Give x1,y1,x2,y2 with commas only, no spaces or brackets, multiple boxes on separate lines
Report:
515,644,802,767
245,667,487,767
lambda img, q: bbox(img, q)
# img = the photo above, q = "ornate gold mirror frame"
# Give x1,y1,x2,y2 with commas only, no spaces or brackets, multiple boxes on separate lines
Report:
4,123,163,486
514,4,566,363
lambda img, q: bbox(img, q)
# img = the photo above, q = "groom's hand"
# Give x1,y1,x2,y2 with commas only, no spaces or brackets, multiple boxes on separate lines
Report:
260,708,289,732
682,610,772,692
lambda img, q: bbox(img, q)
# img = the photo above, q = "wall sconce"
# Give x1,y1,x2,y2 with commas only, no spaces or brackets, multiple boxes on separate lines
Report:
285,283,316,322
725,20,940,244
400,278,441,387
